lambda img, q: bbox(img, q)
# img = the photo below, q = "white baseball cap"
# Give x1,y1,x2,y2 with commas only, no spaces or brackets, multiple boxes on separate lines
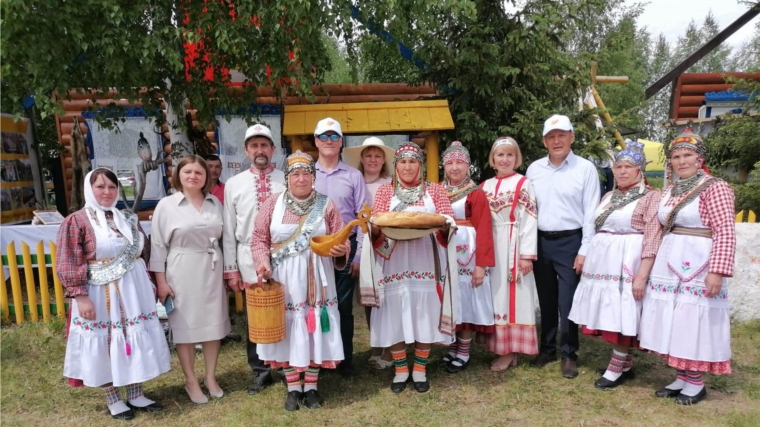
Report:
314,117,343,137
542,115,574,136
244,124,273,143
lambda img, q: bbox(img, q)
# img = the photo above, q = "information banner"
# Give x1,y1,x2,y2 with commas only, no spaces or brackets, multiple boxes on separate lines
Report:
1,114,44,224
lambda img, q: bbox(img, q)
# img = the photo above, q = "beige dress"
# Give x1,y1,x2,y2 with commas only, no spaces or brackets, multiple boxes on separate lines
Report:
149,192,231,343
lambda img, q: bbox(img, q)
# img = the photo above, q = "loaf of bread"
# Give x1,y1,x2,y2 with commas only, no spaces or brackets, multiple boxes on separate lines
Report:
370,212,448,229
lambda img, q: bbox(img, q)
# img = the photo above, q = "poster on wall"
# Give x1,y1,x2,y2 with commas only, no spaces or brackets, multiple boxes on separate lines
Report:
84,115,167,205
216,115,285,183
0,114,44,224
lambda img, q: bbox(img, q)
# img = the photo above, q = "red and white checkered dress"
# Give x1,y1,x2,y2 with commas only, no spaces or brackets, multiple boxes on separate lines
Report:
639,177,735,374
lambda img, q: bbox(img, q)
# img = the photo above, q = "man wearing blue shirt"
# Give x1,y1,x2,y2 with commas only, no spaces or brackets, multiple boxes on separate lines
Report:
526,115,600,379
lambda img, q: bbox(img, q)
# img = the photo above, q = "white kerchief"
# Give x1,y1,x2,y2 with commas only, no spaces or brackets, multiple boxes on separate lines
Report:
83,169,133,242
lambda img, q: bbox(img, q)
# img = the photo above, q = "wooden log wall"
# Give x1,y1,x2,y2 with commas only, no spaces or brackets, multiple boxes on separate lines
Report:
670,72,760,120
55,84,439,212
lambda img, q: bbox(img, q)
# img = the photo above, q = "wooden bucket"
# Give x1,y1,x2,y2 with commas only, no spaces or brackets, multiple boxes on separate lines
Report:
246,279,286,344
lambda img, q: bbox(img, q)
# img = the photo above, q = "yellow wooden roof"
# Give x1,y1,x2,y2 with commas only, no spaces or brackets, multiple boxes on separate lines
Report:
283,100,455,136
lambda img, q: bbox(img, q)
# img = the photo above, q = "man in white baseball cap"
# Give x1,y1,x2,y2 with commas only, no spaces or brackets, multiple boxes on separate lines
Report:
526,114,600,379
313,117,370,379
222,123,286,394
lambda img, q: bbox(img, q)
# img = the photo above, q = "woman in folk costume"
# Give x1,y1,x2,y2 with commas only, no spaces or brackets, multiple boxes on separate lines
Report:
57,169,170,421
568,141,663,390
639,132,735,405
440,141,495,373
360,141,457,394
479,137,539,371
251,150,349,411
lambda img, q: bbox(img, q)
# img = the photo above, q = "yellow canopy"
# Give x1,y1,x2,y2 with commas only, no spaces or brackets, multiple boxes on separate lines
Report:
637,139,665,172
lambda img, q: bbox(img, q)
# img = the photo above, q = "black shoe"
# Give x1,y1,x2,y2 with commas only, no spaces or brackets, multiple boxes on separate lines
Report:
675,388,707,405
594,375,626,390
561,358,579,379
284,391,303,411
445,357,470,374
413,380,430,393
248,376,273,395
439,353,455,367
339,364,358,379
596,367,635,380
220,332,242,345
127,402,163,412
530,353,558,368
654,387,682,398
391,379,408,394
302,390,325,409
111,409,135,421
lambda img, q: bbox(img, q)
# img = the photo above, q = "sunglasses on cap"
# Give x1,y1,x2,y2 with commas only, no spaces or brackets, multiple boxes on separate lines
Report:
317,134,341,142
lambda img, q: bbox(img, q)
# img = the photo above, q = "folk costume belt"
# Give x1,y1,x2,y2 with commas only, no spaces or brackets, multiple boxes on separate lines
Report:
671,226,712,238
538,228,582,240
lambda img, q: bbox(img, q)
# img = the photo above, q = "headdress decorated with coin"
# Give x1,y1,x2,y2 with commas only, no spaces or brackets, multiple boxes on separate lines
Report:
443,141,470,165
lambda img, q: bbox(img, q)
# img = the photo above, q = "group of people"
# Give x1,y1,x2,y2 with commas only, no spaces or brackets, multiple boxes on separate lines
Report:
56,113,735,420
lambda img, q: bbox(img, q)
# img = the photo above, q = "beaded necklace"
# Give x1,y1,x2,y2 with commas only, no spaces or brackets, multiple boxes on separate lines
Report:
671,170,705,197
284,190,316,216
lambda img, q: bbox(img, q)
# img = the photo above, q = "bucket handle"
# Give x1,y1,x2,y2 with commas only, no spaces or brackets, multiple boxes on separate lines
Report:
254,276,278,293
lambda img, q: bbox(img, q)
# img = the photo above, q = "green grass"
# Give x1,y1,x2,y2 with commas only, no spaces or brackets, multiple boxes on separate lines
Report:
2,312,759,427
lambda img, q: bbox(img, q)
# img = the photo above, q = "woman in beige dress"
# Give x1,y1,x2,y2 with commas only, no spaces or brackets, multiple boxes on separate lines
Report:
150,155,231,405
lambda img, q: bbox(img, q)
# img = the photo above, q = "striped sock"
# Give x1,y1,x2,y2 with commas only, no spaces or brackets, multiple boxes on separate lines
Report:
303,367,320,392
665,369,687,391
284,367,302,393
446,341,458,361
391,350,409,383
602,350,628,381
102,386,122,405
125,383,155,407
412,348,431,382
681,370,705,397
452,338,472,366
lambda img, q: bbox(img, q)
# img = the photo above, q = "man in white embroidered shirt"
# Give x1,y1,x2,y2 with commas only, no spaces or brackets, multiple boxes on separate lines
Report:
526,114,600,379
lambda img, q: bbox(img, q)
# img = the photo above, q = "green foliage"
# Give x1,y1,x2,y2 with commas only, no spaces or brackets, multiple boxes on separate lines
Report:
0,0,359,127
322,34,354,85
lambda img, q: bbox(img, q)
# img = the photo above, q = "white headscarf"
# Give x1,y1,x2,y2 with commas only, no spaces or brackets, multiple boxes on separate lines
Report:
84,169,133,242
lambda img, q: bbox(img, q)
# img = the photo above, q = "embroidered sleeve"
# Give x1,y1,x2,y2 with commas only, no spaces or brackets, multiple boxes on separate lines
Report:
251,193,278,267
222,183,240,280
325,200,348,269
55,211,95,297
466,189,495,267
429,183,455,247
148,200,170,273
631,190,663,258
518,179,538,260
700,180,736,276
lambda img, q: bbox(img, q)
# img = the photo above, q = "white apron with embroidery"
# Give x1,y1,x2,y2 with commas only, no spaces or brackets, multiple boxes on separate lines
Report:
257,194,344,368
638,191,731,362
569,198,642,336
451,197,494,326
370,193,453,346
64,229,171,387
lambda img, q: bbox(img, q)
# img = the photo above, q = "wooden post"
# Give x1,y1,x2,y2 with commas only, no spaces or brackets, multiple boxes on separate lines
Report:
37,242,52,323
590,86,625,146
50,242,66,318
7,244,24,323
291,135,303,153
0,259,9,322
426,132,440,182
22,242,39,322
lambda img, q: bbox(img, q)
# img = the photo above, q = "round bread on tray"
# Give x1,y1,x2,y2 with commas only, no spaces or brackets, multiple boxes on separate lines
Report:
370,212,448,229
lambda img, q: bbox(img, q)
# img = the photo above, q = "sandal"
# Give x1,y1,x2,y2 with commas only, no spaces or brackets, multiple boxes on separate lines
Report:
372,358,394,370
366,355,381,366
490,355,518,372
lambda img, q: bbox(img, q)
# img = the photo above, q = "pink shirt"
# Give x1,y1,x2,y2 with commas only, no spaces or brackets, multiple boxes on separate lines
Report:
210,182,225,205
